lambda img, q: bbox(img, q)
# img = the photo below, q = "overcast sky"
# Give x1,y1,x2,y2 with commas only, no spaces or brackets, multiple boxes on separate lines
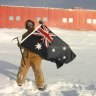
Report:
0,0,96,10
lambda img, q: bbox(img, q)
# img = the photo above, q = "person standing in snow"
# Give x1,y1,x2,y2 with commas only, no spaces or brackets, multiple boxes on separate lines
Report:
16,20,45,91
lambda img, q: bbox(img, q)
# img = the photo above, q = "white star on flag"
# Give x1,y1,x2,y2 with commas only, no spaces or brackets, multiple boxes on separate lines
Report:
52,48,55,52
35,43,42,50
63,47,66,50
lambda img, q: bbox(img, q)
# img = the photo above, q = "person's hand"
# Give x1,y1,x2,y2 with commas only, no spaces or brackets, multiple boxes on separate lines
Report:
39,20,44,24
17,43,21,47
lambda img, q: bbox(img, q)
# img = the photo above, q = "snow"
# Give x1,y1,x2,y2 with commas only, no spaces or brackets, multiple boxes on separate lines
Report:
0,28,96,96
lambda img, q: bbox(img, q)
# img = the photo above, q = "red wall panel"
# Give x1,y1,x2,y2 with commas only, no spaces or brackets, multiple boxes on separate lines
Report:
14,7,22,28
73,10,80,30
67,9,75,30
86,10,93,31
79,10,86,30
53,9,63,28
48,8,56,27
33,8,42,26
93,11,96,31
21,7,29,28
41,8,49,26
7,6,15,28
28,7,36,23
62,9,68,29
49,9,56,27
0,6,8,28
48,8,62,28
0,6,1,27
29,7,49,26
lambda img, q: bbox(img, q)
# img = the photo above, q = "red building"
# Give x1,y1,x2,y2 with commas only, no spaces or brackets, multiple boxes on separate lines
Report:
0,5,96,31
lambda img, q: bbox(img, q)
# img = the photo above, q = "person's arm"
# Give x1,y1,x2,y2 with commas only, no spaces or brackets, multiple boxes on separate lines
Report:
17,32,27,48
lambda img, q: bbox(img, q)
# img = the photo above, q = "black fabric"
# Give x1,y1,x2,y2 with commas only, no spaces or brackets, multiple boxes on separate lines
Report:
21,24,76,68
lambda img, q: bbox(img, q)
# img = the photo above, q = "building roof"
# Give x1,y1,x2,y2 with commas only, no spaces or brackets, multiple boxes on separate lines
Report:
0,0,96,10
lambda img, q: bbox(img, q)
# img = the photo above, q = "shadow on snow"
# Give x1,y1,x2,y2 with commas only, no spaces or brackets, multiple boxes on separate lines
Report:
0,60,18,80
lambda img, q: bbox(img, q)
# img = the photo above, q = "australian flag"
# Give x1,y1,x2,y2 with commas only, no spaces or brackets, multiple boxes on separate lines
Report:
20,24,76,69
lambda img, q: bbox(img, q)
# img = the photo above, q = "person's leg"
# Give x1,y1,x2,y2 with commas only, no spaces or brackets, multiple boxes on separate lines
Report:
31,57,45,90
16,58,30,86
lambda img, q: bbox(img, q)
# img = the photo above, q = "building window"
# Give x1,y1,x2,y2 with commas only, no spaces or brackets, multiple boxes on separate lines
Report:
9,16,14,20
87,19,92,24
43,17,48,22
36,17,41,21
69,18,73,23
16,16,21,21
62,18,67,23
93,19,96,24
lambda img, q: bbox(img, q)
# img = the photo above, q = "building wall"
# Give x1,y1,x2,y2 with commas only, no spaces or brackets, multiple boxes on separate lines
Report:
0,6,96,31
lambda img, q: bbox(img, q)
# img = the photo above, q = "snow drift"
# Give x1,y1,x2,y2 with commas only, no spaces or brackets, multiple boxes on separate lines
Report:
0,28,96,96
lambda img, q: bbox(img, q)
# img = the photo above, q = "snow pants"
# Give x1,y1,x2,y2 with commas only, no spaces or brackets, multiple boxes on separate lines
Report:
16,57,44,88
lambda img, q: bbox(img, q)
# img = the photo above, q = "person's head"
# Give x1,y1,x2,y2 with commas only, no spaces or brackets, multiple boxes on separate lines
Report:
25,20,35,32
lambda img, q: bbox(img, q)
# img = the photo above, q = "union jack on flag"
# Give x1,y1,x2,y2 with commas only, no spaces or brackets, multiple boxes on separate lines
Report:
33,25,55,47
21,24,76,69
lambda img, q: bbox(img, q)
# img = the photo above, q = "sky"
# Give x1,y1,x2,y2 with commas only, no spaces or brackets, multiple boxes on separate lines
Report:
0,28,96,95
0,0,96,10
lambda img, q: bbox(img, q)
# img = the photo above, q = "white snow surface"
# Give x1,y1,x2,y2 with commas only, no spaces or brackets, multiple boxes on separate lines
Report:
0,28,96,96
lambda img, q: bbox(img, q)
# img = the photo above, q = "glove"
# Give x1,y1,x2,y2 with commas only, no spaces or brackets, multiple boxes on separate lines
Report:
39,20,44,24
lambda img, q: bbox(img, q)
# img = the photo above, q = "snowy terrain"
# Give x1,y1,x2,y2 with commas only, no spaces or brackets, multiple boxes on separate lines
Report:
0,28,96,96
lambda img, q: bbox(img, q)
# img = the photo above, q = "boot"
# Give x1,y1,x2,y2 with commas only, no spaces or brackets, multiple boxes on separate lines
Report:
38,84,47,91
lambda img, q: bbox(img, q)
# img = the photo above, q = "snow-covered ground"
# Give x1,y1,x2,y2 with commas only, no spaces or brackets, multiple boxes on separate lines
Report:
0,28,96,96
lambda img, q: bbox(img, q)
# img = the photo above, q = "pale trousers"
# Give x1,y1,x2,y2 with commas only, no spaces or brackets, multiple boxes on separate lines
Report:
16,57,44,88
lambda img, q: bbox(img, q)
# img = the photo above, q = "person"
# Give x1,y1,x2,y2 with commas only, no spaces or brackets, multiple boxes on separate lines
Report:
16,20,45,91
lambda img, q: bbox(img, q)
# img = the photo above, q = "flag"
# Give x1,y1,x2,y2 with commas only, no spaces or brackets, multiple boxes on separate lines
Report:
20,24,76,68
